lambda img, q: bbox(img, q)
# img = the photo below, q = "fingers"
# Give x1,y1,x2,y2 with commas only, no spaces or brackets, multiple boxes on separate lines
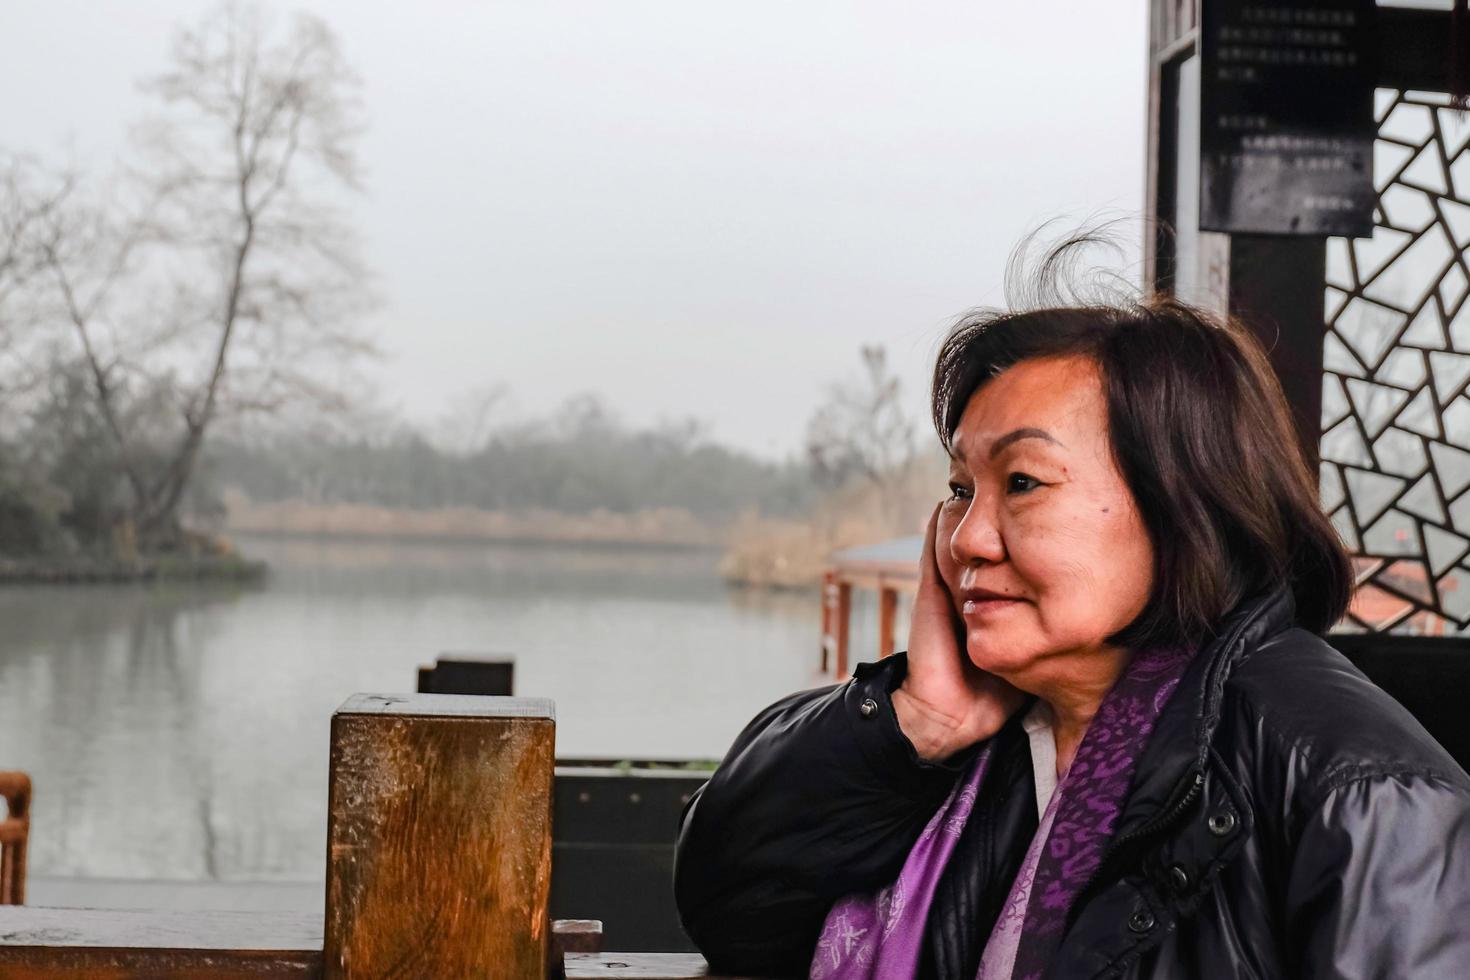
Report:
919,502,942,585
911,499,958,628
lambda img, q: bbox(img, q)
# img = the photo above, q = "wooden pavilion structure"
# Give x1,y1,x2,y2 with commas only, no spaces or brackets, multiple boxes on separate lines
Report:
824,0,1470,680
2,3,1467,976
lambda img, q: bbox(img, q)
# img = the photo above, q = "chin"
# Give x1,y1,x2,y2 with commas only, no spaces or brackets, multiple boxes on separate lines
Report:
963,633,1040,678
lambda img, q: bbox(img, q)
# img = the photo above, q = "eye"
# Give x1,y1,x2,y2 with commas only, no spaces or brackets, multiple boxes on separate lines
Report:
1006,472,1043,495
947,481,972,502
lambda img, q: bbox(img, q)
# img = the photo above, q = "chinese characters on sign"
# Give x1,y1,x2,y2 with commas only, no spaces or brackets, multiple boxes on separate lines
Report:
1200,0,1375,236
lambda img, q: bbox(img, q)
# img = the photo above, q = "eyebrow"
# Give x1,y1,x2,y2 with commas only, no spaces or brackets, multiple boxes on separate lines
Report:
952,427,1063,462
989,427,1063,458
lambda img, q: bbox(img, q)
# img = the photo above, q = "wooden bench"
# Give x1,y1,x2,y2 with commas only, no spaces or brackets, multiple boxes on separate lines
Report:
0,695,721,978
0,908,721,978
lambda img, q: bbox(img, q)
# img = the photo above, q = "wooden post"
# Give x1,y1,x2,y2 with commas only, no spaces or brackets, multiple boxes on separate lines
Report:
820,569,837,673
0,771,30,906
324,694,555,979
1225,235,1329,467
834,581,852,679
877,585,898,662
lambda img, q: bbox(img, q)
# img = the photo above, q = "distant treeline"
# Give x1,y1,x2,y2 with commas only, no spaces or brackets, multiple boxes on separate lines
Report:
202,412,816,521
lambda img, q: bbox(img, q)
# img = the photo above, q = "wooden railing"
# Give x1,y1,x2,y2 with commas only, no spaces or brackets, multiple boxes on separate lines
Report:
0,771,29,905
0,695,726,978
822,539,921,678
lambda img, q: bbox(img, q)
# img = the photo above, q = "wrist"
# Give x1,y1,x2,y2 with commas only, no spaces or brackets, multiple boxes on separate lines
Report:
891,685,970,763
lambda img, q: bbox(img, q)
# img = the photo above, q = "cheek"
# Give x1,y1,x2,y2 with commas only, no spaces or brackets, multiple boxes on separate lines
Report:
1106,518,1156,617
1086,518,1154,626
1010,503,1153,612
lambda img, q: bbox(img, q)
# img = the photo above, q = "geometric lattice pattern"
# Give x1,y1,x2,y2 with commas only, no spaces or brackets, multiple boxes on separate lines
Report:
1323,90,1470,634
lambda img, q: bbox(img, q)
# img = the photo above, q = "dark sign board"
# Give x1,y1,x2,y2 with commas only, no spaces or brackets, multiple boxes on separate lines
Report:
1199,0,1376,237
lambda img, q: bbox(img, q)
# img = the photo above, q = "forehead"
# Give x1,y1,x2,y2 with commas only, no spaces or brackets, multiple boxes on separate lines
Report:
951,355,1108,455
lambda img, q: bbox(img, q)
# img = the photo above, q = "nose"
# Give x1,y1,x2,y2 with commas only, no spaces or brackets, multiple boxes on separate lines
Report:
948,491,1006,567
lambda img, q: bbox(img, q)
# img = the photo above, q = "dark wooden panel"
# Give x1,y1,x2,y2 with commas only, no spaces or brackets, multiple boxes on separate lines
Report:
551,768,704,952
1377,8,1453,92
324,694,555,979
554,769,702,845
1331,635,1470,772
552,844,693,953
416,656,515,696
1225,234,1330,464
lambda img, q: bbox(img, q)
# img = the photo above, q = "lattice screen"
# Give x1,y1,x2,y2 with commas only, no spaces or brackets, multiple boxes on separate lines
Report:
1323,89,1470,634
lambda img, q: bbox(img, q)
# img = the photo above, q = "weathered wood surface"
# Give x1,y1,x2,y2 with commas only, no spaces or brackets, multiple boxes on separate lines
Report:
0,771,30,905
563,953,746,979
0,906,322,977
0,907,608,978
0,907,623,976
551,919,603,955
324,693,556,978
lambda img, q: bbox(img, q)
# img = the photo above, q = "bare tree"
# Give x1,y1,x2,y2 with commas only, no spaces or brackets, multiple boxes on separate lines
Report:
0,155,74,415
24,2,375,548
435,383,511,456
806,345,916,493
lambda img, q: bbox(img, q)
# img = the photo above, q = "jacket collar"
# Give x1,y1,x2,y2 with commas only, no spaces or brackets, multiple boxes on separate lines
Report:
1109,585,1297,840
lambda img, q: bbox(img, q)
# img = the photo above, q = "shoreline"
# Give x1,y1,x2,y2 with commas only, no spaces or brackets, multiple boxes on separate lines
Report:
0,553,268,586
228,526,719,555
219,493,726,551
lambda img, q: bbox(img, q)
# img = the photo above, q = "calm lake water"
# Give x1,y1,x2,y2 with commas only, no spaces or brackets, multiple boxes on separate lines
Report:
0,535,845,883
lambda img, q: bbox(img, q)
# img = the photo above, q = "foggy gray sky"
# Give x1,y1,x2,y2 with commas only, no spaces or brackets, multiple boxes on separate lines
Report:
5,1,1146,458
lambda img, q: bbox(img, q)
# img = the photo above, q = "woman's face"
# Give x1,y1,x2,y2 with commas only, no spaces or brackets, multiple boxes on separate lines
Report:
937,354,1154,688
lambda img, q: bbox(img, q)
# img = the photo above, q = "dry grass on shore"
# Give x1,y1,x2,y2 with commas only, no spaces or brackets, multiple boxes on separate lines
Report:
220,490,720,548
219,454,946,588
719,455,946,589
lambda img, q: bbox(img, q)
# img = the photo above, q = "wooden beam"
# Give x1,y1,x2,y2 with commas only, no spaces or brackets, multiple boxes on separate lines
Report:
1376,8,1454,93
0,906,322,978
324,694,556,979
0,908,607,979
564,952,738,978
1224,234,1329,467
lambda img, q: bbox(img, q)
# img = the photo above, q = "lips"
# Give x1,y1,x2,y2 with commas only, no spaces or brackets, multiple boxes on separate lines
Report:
957,587,1026,616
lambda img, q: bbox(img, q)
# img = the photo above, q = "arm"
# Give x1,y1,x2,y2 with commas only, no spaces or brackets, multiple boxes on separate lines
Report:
1285,769,1470,978
676,505,1023,976
674,653,970,978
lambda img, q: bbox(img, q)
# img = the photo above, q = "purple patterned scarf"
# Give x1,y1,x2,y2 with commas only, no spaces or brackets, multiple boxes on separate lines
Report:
810,645,1191,980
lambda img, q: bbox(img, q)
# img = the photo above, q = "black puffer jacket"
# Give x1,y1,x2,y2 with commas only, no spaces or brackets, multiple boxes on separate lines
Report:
674,589,1470,978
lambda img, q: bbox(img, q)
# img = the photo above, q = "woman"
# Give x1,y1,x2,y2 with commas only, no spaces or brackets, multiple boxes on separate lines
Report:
673,292,1470,979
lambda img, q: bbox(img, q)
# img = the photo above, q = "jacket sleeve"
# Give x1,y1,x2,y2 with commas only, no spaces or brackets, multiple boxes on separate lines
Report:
673,653,974,978
1285,768,1470,979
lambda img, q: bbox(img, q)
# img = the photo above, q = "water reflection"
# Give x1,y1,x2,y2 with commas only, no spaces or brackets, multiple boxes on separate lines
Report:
0,583,253,878
0,536,824,880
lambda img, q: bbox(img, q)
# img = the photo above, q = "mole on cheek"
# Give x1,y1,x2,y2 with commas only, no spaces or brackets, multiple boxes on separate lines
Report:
1102,507,1111,513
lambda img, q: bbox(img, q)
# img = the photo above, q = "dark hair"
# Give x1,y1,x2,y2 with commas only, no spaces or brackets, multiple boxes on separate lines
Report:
931,296,1352,649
